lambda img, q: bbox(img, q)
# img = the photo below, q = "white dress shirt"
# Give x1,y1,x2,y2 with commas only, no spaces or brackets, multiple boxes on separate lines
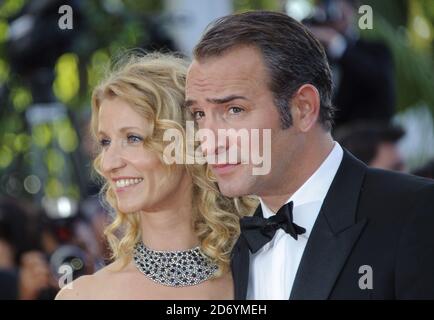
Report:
246,142,344,300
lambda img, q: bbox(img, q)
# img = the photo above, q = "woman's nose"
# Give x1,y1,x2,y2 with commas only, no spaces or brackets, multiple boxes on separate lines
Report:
101,143,126,173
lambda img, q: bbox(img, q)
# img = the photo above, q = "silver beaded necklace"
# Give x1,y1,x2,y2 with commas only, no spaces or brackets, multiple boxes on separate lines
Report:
133,242,218,287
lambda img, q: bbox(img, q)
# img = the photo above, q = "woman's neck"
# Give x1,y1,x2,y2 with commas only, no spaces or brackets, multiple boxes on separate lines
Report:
139,174,198,251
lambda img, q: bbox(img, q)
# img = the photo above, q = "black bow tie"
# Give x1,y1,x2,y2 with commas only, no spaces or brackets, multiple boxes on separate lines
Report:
239,201,306,253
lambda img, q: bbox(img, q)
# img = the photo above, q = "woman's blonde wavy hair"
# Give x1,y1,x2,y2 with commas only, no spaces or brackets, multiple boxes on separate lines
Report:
90,51,256,276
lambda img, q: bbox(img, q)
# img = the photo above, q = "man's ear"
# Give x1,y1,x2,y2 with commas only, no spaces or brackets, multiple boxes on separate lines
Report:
291,84,321,132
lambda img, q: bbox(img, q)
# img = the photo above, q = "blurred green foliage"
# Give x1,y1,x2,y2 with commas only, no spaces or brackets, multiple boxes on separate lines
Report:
234,0,282,11
361,0,434,112
0,0,164,200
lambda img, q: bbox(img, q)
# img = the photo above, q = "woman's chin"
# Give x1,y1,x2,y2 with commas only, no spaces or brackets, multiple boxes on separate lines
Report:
118,203,142,214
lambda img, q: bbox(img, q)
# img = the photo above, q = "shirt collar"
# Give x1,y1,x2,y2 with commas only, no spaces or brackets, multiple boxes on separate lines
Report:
260,142,344,219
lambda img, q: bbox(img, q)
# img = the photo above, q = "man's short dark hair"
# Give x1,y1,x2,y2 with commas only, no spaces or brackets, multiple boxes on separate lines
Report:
193,11,335,130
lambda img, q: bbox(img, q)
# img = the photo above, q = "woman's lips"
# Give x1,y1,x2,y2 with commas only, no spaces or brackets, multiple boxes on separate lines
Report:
115,182,141,193
113,178,143,193
211,163,240,175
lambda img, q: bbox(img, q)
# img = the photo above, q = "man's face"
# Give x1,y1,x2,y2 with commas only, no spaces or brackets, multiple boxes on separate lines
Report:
185,46,298,198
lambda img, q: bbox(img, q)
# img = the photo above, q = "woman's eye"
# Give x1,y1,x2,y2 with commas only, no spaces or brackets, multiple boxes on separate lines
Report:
127,135,143,144
192,110,205,121
99,138,110,147
228,106,244,114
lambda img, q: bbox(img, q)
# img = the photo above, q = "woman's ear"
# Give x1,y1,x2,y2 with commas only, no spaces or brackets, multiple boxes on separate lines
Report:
291,84,321,132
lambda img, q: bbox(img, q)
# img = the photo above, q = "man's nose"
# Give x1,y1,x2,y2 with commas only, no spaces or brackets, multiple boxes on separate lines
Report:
197,117,229,159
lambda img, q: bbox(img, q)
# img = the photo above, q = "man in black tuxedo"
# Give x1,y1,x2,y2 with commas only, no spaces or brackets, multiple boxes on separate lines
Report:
185,11,434,299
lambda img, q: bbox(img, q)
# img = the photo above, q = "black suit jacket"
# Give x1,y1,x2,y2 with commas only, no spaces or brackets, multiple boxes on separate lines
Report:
231,150,434,299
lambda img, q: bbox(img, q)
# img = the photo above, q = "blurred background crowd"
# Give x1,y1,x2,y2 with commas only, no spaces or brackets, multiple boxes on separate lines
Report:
1,0,434,299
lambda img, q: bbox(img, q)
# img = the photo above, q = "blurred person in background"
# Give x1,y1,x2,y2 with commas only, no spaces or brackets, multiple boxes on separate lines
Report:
304,0,396,128
0,198,55,299
412,160,434,180
335,121,406,171
56,52,255,299
36,208,102,282
0,195,100,299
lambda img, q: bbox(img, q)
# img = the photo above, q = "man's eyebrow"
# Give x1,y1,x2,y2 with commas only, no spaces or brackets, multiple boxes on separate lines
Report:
207,95,248,105
184,99,196,109
184,95,248,108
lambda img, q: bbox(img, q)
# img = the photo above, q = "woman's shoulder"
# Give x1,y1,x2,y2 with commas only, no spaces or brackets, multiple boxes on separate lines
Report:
55,274,95,300
55,260,129,300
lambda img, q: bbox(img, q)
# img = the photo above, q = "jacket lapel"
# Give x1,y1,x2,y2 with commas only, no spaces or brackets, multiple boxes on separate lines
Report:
290,150,368,300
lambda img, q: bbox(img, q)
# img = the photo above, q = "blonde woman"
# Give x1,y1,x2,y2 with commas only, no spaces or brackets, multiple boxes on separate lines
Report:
55,52,254,299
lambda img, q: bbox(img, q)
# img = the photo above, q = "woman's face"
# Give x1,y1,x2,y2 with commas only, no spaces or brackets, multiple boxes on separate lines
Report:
97,96,187,213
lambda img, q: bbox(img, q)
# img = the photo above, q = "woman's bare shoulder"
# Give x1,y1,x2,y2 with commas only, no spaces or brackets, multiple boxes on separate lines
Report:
55,260,128,300
55,274,95,300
